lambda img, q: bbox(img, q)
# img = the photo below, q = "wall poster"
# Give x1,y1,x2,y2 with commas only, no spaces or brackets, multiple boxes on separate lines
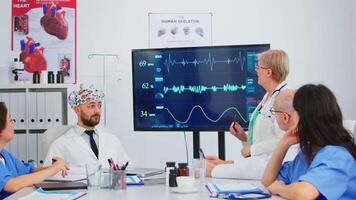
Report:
11,0,76,83
149,13,212,48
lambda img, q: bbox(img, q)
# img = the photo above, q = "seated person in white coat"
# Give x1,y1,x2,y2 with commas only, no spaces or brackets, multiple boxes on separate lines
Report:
206,89,299,179
44,84,130,168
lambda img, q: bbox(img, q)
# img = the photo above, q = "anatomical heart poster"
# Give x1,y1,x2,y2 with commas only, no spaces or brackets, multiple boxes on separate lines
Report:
12,0,76,83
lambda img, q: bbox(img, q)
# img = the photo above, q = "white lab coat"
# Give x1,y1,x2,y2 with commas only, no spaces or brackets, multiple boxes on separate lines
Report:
212,145,300,179
44,126,130,168
247,82,287,156
212,81,298,179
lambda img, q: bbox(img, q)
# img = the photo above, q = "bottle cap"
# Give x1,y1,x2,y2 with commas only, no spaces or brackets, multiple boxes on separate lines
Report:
178,163,188,168
166,162,176,167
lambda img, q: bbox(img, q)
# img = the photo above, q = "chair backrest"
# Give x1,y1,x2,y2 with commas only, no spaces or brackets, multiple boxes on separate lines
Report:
343,120,356,140
42,125,73,159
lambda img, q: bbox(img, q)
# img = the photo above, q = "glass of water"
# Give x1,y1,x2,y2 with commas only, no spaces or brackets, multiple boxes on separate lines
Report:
86,163,102,190
192,158,206,184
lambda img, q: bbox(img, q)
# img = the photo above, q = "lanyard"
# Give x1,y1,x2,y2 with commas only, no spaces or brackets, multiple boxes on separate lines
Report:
247,106,260,145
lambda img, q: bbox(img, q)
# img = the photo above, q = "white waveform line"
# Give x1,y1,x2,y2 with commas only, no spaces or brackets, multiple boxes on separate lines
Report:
163,105,248,124
164,52,245,72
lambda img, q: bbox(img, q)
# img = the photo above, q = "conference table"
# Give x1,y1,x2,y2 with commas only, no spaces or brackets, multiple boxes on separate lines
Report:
6,178,284,200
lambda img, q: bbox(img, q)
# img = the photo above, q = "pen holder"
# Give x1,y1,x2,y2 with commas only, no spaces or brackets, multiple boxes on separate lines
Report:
110,169,126,190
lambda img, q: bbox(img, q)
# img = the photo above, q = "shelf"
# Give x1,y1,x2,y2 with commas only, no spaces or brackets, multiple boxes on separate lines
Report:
0,83,76,89
0,85,74,165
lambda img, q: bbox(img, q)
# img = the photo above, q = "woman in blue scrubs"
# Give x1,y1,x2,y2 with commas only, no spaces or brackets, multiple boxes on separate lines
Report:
262,84,356,200
0,102,69,199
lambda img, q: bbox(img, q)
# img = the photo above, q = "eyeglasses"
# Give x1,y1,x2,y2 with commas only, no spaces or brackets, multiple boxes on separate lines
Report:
270,108,291,117
254,64,270,70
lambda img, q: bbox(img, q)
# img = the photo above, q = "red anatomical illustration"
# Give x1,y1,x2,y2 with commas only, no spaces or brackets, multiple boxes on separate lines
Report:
20,36,47,73
14,15,29,35
40,3,68,40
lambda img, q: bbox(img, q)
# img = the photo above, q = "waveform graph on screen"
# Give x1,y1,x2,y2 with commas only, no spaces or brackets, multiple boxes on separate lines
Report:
132,44,269,131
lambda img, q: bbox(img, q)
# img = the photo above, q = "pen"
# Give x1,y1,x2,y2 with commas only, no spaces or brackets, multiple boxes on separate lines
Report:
115,164,120,171
108,158,117,170
232,114,239,133
112,160,118,170
107,158,113,168
121,161,129,170
199,148,206,159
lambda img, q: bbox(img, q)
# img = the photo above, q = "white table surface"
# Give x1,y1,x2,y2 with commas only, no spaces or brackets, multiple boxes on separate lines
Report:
5,178,284,200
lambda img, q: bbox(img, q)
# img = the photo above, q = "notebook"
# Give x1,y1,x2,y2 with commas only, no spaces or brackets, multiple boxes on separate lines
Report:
34,182,87,191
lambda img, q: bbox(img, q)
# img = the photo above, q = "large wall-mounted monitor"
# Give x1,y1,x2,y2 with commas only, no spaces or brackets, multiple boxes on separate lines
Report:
132,44,269,131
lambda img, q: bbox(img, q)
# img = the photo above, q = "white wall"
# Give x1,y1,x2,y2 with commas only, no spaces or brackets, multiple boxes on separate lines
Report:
1,0,355,168
352,0,356,120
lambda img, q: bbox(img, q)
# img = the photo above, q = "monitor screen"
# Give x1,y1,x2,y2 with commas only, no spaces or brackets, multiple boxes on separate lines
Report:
132,44,269,131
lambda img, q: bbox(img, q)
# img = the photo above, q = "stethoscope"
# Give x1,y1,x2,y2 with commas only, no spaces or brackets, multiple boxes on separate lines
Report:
212,191,272,199
257,83,287,118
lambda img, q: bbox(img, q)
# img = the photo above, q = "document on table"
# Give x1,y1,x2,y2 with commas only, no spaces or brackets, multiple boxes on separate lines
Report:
206,182,262,194
18,188,86,200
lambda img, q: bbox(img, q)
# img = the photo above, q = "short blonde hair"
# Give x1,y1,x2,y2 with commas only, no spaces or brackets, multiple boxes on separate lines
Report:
258,49,289,83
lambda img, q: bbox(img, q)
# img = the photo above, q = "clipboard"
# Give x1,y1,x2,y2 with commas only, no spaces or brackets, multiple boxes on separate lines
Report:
205,182,271,199
34,182,87,190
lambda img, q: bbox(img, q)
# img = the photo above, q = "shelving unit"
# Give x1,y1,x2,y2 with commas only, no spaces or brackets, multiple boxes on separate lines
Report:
0,84,76,166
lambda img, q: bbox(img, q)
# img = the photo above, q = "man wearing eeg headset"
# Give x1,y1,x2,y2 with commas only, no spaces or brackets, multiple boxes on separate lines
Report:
44,84,130,168
206,50,298,179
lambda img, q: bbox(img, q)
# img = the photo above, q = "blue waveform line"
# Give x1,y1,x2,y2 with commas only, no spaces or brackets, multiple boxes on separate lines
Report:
163,105,248,124
163,84,246,94
163,51,245,72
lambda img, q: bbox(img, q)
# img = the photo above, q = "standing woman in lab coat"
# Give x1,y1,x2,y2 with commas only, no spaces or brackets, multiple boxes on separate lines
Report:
0,102,68,199
207,49,292,179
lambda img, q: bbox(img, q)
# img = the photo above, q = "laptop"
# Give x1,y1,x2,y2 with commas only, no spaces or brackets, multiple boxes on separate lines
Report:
34,182,87,190
125,168,164,178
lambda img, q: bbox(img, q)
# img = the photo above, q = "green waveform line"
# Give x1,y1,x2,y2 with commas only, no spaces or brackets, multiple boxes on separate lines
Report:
163,84,246,94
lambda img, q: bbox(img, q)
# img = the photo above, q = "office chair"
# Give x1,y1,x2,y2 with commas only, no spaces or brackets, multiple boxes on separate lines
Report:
41,125,73,161
343,120,356,141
